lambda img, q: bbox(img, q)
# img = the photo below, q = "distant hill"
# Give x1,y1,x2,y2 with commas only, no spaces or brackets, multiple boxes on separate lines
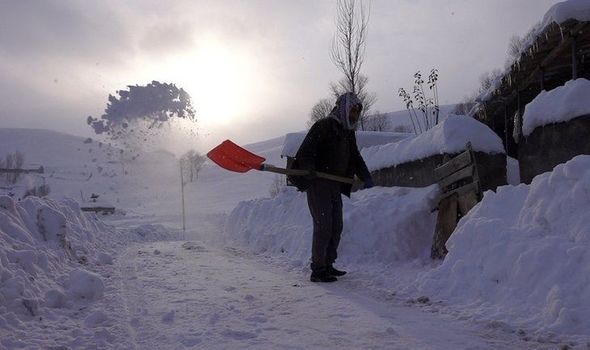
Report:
365,104,458,133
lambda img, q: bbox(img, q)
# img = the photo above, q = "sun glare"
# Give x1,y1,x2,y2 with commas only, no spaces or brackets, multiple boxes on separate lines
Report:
167,38,258,127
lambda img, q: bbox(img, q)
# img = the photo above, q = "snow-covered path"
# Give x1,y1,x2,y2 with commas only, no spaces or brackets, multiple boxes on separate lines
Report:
118,240,548,350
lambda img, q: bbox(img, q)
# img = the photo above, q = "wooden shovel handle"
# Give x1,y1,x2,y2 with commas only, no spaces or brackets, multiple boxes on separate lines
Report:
261,165,355,185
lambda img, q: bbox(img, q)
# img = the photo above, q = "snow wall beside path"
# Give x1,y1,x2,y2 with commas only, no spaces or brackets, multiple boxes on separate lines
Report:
415,155,590,338
0,195,178,347
0,196,114,341
224,185,439,268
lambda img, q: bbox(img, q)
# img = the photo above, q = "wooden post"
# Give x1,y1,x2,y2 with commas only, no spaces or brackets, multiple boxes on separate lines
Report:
503,100,508,151
431,194,458,259
180,162,186,232
516,90,522,141
0,166,44,174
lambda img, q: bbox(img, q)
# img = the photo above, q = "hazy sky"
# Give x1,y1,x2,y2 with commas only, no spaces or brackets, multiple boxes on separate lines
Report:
0,0,560,152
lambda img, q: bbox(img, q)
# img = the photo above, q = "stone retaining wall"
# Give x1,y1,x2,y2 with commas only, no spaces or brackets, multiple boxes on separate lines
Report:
519,114,590,184
370,152,507,192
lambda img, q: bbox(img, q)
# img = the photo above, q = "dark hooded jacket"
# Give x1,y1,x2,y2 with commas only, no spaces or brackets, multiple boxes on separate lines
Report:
289,93,371,197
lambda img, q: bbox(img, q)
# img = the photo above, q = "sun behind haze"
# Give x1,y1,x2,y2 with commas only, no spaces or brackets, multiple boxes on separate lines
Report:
141,34,263,128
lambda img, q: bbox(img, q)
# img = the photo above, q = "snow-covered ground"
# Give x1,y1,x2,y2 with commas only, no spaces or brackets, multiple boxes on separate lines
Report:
2,121,589,349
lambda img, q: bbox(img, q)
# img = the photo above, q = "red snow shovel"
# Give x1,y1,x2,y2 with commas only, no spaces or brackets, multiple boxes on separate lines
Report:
207,140,355,184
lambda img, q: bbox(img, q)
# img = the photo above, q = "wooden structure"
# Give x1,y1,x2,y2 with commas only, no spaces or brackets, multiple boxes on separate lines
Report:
0,166,44,174
431,143,482,259
475,19,590,158
80,206,115,215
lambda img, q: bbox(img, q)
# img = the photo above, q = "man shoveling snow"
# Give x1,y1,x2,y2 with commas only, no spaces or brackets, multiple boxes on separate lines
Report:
290,92,374,283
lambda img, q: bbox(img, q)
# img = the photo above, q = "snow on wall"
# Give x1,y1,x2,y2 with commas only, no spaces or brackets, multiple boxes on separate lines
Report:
224,185,439,267
415,155,590,337
361,115,505,172
541,0,590,28
281,131,410,158
522,78,590,136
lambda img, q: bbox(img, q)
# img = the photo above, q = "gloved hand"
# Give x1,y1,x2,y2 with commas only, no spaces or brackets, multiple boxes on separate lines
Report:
364,177,375,189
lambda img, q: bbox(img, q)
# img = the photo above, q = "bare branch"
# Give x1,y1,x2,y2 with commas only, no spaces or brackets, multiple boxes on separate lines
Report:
330,0,370,94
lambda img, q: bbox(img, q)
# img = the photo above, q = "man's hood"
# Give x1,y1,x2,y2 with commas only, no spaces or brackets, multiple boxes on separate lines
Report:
329,92,362,130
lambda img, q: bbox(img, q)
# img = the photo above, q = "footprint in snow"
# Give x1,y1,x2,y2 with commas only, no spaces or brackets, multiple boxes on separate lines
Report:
220,329,258,340
161,310,175,324
181,242,207,252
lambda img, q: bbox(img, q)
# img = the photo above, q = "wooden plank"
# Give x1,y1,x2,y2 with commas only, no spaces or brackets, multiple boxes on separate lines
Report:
81,207,115,213
434,150,472,181
431,194,459,259
437,164,474,191
440,181,480,200
457,190,479,215
0,167,44,174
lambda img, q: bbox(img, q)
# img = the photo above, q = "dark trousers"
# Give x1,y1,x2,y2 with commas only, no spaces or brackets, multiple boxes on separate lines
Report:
306,180,343,274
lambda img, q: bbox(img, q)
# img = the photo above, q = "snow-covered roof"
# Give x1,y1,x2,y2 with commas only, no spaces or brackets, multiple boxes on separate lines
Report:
522,78,590,136
361,115,505,172
281,130,410,158
541,0,590,28
476,0,590,106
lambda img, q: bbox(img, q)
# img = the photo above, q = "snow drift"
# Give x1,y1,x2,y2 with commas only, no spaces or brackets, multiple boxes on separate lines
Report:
0,194,180,347
224,185,439,267
416,155,590,337
0,196,114,321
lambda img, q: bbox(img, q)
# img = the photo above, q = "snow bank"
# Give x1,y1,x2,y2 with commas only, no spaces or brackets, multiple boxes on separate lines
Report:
224,185,439,267
522,78,590,136
281,131,410,158
0,196,112,320
541,0,590,28
66,269,105,301
416,155,590,337
361,115,504,172
0,195,178,331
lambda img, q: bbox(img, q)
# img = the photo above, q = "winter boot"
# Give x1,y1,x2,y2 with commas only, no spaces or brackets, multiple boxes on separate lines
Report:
310,271,337,283
327,265,347,277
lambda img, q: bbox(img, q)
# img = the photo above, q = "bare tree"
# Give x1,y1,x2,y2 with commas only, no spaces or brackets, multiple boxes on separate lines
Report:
452,97,477,116
330,0,375,130
3,151,25,184
478,69,503,95
308,98,334,128
331,0,370,95
507,35,524,62
365,111,388,131
180,150,206,183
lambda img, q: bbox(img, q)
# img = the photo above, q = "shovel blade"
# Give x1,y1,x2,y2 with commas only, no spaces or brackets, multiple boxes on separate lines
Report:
206,140,266,173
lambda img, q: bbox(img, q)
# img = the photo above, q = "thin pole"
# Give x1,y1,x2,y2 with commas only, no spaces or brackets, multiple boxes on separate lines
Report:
180,162,186,232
